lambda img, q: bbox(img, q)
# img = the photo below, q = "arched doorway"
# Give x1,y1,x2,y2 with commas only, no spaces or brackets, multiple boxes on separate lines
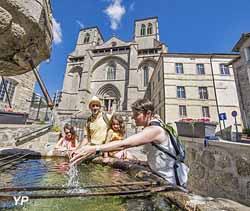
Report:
97,84,121,113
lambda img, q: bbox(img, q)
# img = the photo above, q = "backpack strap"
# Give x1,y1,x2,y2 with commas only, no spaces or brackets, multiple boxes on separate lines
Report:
102,112,109,125
85,116,92,140
149,120,177,159
149,120,182,186
151,142,177,160
149,120,181,159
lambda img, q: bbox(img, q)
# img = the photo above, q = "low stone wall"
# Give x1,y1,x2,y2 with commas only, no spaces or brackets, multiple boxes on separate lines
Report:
182,137,250,207
0,124,51,147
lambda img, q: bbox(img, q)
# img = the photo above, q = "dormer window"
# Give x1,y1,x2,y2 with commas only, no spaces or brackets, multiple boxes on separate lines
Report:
140,24,146,36
84,33,90,44
147,23,153,35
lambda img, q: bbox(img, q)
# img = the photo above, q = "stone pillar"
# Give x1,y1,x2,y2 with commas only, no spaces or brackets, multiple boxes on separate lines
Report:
78,51,93,112
126,43,138,110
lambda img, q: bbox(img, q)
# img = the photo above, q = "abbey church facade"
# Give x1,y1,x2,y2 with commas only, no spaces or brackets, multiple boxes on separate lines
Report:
58,17,167,117
58,17,242,129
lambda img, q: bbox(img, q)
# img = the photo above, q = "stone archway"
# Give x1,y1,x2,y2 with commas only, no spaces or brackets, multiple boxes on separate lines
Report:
97,84,121,112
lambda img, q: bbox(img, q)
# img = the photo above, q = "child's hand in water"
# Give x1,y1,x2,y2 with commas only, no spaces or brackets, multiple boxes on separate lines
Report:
70,145,96,165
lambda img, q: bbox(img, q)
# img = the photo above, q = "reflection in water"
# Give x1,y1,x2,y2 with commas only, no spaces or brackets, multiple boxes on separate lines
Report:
54,162,70,174
0,158,182,211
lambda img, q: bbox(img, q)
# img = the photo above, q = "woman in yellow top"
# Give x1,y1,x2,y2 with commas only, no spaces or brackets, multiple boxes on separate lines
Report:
104,114,133,159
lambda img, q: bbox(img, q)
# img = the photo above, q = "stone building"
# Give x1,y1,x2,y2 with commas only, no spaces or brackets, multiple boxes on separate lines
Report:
58,17,167,118
230,33,250,129
148,53,242,129
58,17,242,129
0,72,36,113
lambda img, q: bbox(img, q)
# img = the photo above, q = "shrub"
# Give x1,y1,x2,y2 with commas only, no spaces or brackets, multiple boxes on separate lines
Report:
51,125,61,132
243,128,250,136
39,120,46,125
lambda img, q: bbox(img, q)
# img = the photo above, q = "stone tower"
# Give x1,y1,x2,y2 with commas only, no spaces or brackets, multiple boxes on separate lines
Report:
134,17,160,49
59,27,104,116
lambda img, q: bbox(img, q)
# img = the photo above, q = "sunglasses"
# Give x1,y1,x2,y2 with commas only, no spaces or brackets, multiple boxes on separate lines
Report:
65,131,71,135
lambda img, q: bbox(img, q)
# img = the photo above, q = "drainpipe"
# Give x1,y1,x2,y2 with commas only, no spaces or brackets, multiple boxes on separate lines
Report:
210,54,223,136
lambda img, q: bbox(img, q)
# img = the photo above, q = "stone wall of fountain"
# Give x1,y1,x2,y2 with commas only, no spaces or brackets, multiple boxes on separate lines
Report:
183,137,250,206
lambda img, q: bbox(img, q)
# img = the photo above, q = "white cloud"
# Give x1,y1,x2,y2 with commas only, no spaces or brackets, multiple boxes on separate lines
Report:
52,17,62,44
104,0,126,30
76,20,85,28
129,2,135,11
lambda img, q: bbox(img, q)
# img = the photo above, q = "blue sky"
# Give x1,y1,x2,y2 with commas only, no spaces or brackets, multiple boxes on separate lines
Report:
36,0,250,97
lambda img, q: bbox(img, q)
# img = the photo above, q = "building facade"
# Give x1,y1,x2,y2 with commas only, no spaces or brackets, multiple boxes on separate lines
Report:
58,17,167,118
231,33,250,128
0,72,36,113
58,17,242,130
149,53,242,130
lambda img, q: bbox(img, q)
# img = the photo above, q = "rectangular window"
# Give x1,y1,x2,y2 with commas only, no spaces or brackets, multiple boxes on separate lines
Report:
198,87,208,99
244,47,250,62
176,63,184,74
0,79,16,103
158,71,161,82
220,64,230,75
196,64,205,75
202,106,210,118
177,86,186,98
158,91,161,104
179,105,187,117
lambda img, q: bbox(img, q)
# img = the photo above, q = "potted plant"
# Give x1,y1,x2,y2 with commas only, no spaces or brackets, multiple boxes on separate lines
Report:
242,128,250,139
175,118,218,138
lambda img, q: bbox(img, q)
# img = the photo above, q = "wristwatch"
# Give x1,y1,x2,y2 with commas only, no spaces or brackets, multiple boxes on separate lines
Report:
95,146,101,155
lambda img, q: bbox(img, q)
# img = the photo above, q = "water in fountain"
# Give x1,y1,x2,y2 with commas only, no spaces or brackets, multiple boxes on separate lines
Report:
67,164,86,193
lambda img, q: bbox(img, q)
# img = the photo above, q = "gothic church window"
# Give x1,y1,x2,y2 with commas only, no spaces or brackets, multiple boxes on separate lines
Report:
107,63,116,80
84,33,90,44
140,24,146,36
147,23,153,35
0,79,17,103
143,66,149,86
78,72,82,88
